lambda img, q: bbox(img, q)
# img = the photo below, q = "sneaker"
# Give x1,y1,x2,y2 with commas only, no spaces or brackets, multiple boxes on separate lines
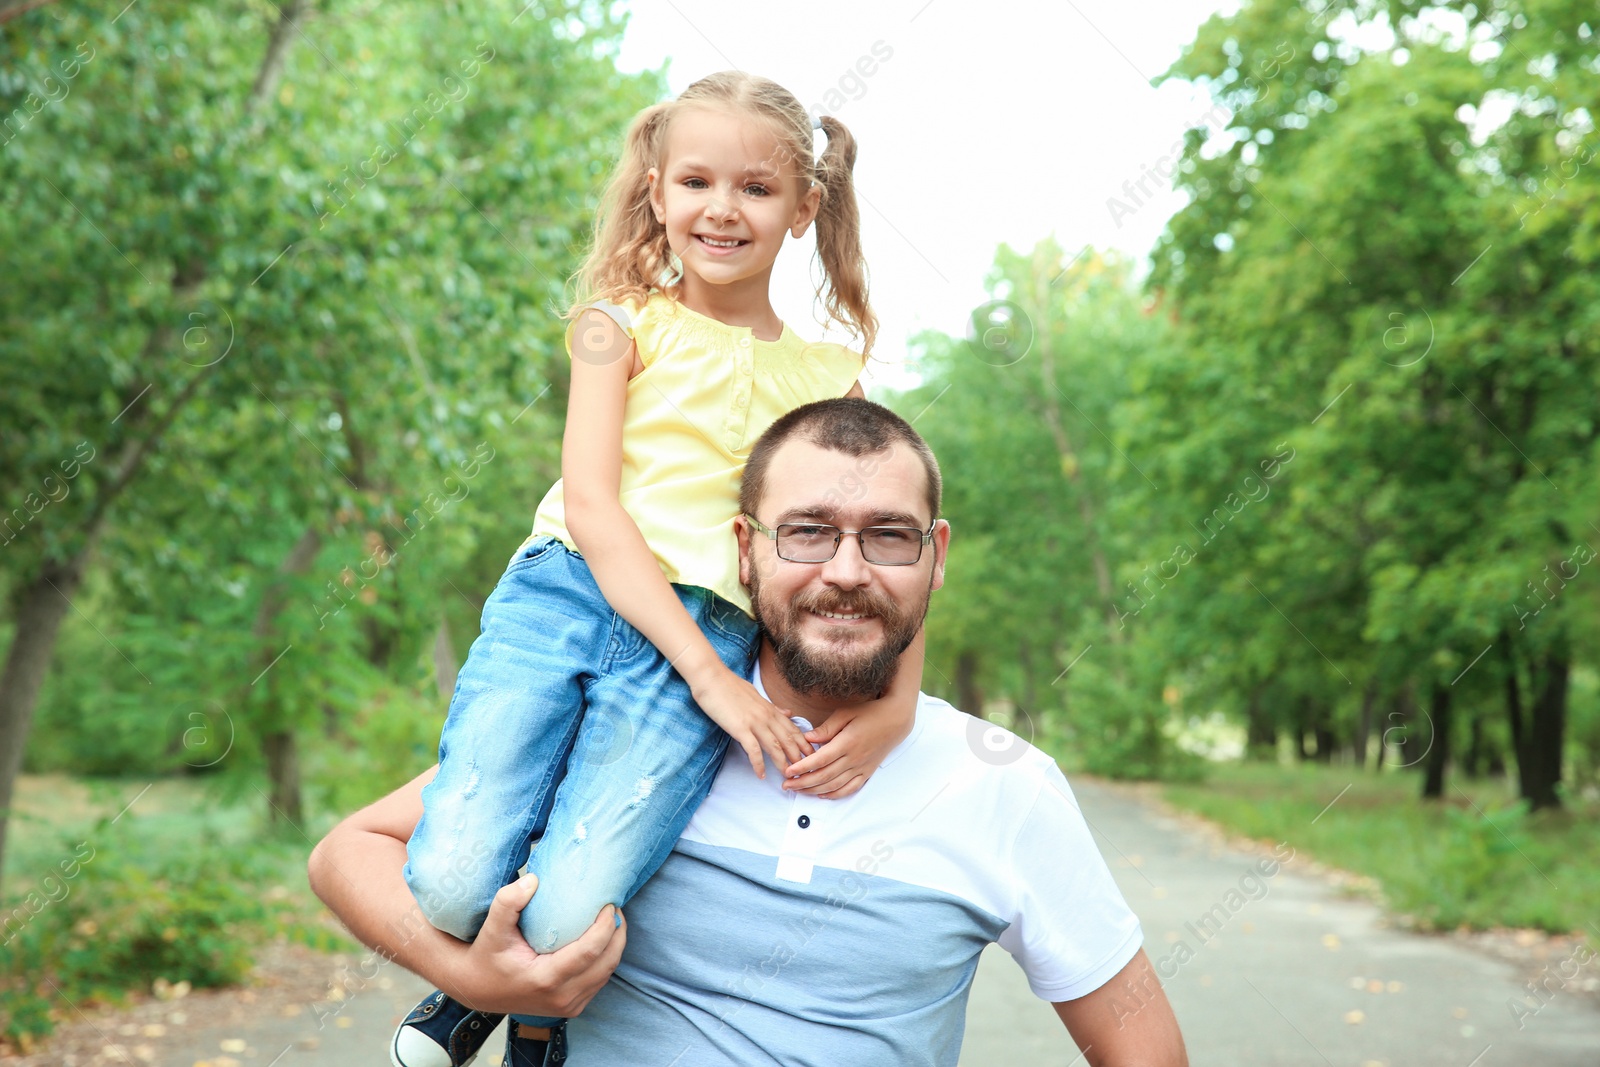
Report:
502,1021,562,1067
391,989,505,1067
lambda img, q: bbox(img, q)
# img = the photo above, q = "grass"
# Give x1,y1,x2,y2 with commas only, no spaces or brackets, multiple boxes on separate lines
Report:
1,773,352,1050
1162,761,1600,936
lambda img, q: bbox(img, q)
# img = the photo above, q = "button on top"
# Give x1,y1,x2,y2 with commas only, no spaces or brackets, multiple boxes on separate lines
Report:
739,337,752,348
797,814,811,829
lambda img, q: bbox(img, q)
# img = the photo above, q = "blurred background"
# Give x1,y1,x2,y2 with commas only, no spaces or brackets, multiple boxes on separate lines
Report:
2,0,1597,1063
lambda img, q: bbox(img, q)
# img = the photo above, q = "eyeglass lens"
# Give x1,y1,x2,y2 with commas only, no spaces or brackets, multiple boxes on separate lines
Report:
776,523,923,565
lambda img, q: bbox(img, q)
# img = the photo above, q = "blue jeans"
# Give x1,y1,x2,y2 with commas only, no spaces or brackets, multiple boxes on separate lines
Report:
404,536,757,974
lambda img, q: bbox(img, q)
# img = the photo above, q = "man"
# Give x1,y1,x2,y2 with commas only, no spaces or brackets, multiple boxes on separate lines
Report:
308,398,1186,1066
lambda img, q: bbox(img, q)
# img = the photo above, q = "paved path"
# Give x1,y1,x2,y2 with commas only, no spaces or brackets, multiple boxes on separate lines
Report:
956,778,1598,1066
152,778,1598,1067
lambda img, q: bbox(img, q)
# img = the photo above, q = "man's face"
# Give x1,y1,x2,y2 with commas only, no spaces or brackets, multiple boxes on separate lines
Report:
738,439,949,703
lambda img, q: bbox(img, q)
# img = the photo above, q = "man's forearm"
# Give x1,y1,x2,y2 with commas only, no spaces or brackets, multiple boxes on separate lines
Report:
1053,949,1188,1066
306,768,624,1018
308,821,470,999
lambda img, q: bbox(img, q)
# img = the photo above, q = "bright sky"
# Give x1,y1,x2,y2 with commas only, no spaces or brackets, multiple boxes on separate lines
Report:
615,0,1235,386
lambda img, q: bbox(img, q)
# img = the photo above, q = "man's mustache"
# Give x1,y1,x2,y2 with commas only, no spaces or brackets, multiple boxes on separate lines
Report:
793,588,897,620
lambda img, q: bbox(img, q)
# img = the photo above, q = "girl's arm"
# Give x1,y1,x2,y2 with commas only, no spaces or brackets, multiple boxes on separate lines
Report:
561,310,810,778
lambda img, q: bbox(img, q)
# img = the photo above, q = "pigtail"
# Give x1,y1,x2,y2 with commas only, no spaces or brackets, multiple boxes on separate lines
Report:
566,103,674,319
813,115,877,357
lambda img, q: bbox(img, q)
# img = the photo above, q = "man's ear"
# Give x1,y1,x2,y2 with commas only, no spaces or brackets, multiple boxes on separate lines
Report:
735,515,754,587
790,183,821,238
929,519,950,593
647,167,666,224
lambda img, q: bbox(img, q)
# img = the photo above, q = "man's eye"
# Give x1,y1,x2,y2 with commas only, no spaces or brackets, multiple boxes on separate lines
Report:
786,525,831,539
868,528,913,543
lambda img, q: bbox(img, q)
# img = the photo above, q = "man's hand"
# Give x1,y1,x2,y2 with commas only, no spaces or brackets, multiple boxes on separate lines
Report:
307,765,626,1022
692,667,811,779
443,874,625,1018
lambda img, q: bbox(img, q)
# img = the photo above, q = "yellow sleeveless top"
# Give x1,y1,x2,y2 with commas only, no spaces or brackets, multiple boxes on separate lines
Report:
529,293,864,616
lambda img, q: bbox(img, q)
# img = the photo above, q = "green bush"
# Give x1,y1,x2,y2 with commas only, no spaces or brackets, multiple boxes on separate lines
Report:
1,826,332,1047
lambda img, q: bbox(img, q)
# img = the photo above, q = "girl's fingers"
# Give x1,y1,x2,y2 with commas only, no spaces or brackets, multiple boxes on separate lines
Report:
763,714,807,769
739,735,767,779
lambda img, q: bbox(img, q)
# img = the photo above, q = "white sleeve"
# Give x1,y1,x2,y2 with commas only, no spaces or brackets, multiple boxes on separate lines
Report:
563,300,634,360
996,763,1143,1001
584,300,633,336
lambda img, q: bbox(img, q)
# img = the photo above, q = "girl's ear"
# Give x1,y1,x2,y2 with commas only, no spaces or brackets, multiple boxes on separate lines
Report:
647,167,666,223
790,183,822,238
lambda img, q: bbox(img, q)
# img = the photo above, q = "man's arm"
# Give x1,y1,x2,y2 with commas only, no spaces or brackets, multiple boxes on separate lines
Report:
306,765,624,1018
1052,949,1188,1066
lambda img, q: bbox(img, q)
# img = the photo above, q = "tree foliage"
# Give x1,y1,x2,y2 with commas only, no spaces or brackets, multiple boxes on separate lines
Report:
901,0,1599,803
1,0,658,889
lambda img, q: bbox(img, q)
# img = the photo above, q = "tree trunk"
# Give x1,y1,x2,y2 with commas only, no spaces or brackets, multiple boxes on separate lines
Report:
1353,684,1375,770
1524,645,1568,811
1244,686,1276,758
0,552,93,894
246,0,308,115
1463,711,1484,778
1421,683,1451,799
1505,635,1528,787
1017,640,1039,714
261,730,304,826
1312,698,1336,764
1294,717,1311,762
955,649,984,716
251,526,322,826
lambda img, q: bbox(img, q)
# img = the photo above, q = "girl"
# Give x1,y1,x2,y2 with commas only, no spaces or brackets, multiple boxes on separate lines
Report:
393,72,918,1067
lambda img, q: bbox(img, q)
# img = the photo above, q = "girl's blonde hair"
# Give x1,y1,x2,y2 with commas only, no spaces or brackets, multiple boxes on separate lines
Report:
567,71,877,355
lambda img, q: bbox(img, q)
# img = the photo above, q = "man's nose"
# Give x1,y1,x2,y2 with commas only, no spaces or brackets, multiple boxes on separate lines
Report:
819,533,871,588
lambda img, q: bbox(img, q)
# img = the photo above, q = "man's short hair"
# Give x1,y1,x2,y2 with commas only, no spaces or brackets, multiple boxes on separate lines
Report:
739,398,943,522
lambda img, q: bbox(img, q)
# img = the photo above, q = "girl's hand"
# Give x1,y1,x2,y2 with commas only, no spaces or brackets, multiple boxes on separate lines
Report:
782,699,915,800
693,669,812,779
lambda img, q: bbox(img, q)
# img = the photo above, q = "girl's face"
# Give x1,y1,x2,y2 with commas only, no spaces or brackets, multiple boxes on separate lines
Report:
647,107,820,305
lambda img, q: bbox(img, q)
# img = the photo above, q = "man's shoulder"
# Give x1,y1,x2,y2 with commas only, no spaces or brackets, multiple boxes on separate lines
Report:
907,692,1066,795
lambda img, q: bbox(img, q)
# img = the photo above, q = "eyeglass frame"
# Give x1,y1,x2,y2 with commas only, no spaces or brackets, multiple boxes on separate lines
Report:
743,515,938,567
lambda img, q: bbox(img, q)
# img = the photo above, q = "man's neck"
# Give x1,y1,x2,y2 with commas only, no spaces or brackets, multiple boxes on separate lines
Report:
754,639,924,728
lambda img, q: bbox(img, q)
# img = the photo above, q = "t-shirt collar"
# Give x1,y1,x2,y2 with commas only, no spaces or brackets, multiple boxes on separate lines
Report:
750,660,925,770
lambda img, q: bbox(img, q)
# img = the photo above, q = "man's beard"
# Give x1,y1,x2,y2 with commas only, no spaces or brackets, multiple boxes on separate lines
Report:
748,564,930,703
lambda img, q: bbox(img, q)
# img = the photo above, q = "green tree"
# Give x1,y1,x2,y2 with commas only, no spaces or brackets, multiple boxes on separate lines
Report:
1,0,656,888
1150,0,1599,805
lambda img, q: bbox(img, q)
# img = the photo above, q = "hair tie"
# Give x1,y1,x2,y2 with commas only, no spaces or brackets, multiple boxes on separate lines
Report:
812,114,825,131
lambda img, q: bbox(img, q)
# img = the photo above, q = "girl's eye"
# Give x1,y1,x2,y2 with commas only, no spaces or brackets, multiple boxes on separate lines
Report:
684,178,708,189
743,184,769,197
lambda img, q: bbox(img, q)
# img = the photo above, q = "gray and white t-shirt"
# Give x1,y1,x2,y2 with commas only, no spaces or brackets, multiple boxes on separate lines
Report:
564,669,1142,1065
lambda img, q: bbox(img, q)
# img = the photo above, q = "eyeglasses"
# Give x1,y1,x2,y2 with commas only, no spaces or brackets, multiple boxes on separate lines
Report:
744,516,935,566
